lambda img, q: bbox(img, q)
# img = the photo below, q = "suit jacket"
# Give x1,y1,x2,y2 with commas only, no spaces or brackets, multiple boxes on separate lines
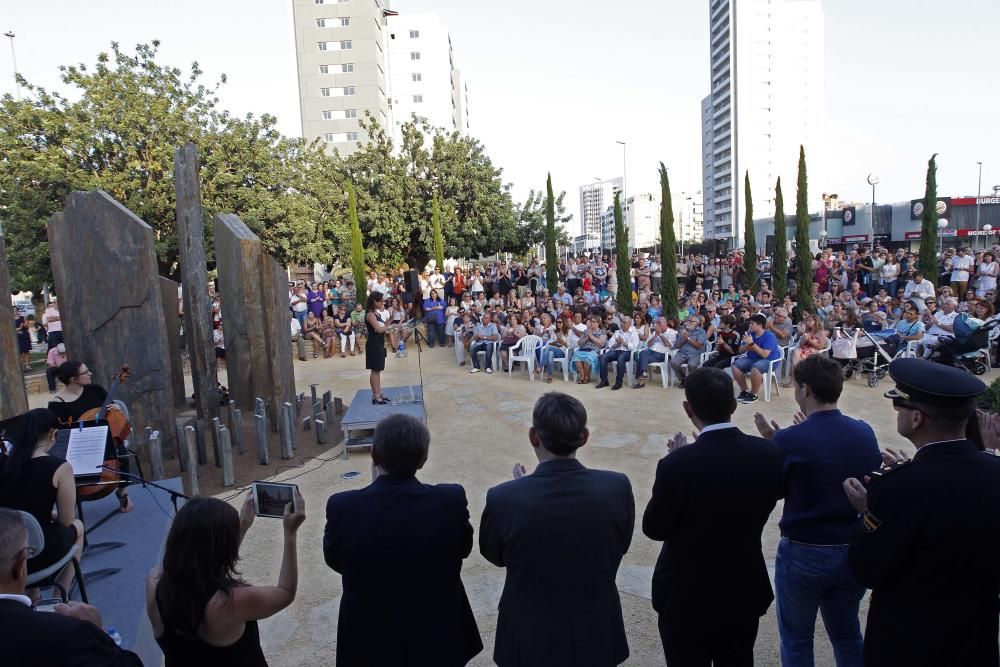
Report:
0,597,144,667
849,439,1000,667
643,426,782,624
480,458,635,667
323,475,482,667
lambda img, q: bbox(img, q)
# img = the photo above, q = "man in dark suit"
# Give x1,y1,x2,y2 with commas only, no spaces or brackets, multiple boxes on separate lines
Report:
843,359,1000,666
643,367,783,666
323,414,482,666
0,508,143,666
480,392,634,667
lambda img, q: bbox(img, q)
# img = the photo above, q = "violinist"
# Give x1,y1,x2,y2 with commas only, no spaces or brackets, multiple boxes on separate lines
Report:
48,361,133,513
0,408,85,593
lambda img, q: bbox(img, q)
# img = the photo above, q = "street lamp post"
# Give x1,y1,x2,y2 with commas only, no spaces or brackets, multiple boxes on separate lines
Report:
867,174,880,252
976,161,983,248
820,229,828,249
938,218,949,256
3,31,18,101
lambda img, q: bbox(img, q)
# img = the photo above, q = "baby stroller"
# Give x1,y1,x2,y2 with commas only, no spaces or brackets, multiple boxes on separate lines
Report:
926,313,995,375
837,327,905,388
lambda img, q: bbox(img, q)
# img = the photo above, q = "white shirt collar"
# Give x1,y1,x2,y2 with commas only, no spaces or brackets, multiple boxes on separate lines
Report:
0,593,32,607
699,422,739,435
914,439,965,459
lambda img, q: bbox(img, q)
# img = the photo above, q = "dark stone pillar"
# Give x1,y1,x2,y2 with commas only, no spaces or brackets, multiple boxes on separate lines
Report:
0,222,28,419
48,191,177,455
175,142,218,424
158,276,186,409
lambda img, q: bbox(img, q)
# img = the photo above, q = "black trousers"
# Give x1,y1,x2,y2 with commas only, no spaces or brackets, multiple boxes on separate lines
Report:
658,613,759,667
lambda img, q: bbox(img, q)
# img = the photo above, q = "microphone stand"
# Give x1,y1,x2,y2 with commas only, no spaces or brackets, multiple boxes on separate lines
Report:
99,464,190,514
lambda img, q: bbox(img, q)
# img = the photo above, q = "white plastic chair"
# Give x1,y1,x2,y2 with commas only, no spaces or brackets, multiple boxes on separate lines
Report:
21,511,88,603
603,352,635,386
666,340,715,387
474,342,500,372
507,335,543,380
762,347,785,402
551,344,574,382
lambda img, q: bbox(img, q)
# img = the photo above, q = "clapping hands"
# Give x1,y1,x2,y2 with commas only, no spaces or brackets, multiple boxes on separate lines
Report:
667,431,696,454
513,463,528,480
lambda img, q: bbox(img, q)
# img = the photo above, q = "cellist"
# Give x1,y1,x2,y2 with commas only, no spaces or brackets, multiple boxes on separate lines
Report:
48,361,133,512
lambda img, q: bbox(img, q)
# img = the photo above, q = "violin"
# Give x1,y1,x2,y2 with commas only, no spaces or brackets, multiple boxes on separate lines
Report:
71,366,133,501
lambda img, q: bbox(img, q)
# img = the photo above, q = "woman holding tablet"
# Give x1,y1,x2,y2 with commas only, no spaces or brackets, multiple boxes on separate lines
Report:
147,492,305,666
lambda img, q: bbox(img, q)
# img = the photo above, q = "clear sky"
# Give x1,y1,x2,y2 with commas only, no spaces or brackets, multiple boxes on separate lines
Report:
2,0,997,227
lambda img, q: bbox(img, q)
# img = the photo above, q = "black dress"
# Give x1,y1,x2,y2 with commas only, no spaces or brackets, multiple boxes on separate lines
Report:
0,455,77,573
14,316,30,354
48,384,108,424
365,311,386,372
156,615,269,667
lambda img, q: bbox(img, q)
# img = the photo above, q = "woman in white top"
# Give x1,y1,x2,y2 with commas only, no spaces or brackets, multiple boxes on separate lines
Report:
469,270,485,296
976,252,999,297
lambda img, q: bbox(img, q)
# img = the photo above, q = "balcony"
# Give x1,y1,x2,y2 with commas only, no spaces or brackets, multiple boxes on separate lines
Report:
711,0,729,23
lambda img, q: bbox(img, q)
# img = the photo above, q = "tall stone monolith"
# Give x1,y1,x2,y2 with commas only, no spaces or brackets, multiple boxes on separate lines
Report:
48,191,177,455
0,222,28,419
175,142,218,424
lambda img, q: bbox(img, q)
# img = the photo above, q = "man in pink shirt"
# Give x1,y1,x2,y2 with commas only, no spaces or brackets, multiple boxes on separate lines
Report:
43,298,63,348
45,342,67,393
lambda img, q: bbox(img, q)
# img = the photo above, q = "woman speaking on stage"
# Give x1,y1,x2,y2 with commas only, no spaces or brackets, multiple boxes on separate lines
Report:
365,292,390,404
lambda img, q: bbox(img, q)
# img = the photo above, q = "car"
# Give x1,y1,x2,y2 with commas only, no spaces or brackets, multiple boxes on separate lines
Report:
13,302,35,318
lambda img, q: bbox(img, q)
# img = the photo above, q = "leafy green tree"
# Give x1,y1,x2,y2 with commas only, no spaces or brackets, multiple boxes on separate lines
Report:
658,163,679,319
545,173,558,289
348,182,366,304
743,171,758,289
0,41,334,292
772,178,788,301
431,192,444,269
794,146,814,312
614,192,633,315
514,187,572,251
919,154,940,283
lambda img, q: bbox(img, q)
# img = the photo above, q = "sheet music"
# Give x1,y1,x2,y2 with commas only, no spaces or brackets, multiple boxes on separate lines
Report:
65,426,108,477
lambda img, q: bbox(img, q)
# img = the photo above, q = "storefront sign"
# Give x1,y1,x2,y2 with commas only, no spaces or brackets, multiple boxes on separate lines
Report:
843,235,869,243
910,198,952,220
952,197,1000,206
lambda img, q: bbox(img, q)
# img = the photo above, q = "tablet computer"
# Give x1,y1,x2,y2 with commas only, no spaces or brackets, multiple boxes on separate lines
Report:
252,481,299,518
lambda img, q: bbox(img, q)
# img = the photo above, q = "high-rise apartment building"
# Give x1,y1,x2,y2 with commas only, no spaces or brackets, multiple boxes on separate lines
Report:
292,0,395,156
701,0,824,249
675,191,705,243
579,178,623,239
386,13,468,146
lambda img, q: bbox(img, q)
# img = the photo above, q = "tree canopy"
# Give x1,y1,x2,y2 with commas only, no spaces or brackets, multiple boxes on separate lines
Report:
0,42,571,292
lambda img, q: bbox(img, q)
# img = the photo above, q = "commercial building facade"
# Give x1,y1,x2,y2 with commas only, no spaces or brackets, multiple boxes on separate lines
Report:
751,196,1000,255
579,178,623,239
701,0,824,248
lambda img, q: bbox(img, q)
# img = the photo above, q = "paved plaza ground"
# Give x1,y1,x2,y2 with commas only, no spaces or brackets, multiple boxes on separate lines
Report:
237,344,949,667
27,345,978,665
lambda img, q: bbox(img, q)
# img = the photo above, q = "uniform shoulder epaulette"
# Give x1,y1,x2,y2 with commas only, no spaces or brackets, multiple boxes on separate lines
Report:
868,458,911,480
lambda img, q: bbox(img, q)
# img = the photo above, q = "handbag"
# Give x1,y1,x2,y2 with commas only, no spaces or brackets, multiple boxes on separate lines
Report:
831,328,859,359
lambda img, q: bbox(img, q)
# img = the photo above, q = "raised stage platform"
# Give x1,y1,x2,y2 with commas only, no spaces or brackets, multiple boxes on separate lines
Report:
341,386,425,459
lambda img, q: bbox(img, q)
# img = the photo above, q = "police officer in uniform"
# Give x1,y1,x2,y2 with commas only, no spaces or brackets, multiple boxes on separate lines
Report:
842,358,1000,667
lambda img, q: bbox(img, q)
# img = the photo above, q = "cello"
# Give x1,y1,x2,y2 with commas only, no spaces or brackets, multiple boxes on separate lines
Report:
71,366,133,501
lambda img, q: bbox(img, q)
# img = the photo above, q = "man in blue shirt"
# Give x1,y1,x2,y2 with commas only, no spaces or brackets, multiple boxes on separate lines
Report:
469,312,499,374
754,355,881,666
731,314,781,403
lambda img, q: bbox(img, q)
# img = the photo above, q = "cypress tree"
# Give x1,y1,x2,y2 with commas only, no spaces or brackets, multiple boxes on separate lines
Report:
918,154,940,284
614,191,633,315
545,173,559,290
432,192,444,270
772,177,788,302
743,171,758,289
348,181,367,304
659,162,679,320
794,146,814,312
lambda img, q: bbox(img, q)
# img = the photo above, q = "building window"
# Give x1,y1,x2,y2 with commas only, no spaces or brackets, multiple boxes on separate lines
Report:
316,18,327,27
410,51,420,60
409,30,420,38
341,40,352,49
340,17,350,26
318,42,328,51
344,86,355,96
322,110,332,120
342,63,354,73
412,73,422,82
325,133,335,142
345,109,357,118
320,87,331,97
314,0,324,4
347,132,359,141
413,94,423,103
319,65,329,74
